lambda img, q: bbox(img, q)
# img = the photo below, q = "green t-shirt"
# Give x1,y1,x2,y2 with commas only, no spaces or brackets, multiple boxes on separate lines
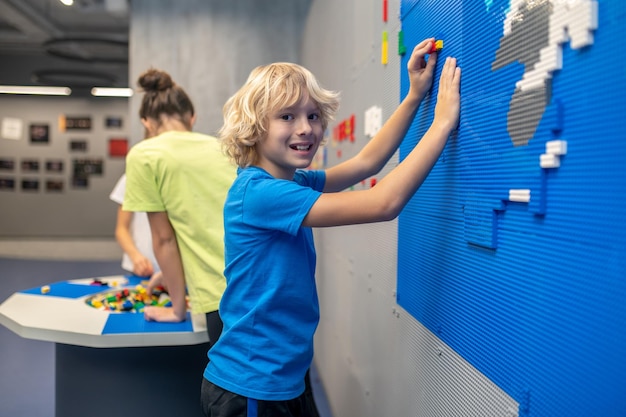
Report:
123,131,236,313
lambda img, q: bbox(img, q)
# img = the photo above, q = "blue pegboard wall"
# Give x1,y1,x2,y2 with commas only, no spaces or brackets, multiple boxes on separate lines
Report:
397,1,626,416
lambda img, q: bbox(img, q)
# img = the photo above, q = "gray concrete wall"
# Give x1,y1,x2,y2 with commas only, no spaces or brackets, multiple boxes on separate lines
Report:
128,0,311,145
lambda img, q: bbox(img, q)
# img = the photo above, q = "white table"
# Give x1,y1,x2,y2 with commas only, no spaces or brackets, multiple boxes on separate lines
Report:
0,274,211,417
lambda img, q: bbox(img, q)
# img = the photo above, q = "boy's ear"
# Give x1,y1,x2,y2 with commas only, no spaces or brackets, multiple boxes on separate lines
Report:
190,113,197,127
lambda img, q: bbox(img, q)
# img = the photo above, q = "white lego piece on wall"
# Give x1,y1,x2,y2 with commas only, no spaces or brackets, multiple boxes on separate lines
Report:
546,140,567,155
364,105,382,138
540,153,561,168
509,189,531,203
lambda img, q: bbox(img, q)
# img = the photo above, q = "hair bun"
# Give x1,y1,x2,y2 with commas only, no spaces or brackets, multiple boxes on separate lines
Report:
138,68,174,92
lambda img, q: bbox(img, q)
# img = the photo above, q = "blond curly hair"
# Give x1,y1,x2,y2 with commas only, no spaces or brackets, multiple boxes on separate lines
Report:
219,62,340,168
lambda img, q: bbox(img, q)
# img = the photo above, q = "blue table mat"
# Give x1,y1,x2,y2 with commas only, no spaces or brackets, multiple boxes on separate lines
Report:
20,276,145,299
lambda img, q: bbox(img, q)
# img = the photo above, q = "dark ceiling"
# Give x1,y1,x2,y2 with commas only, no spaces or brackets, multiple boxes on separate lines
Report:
0,0,129,95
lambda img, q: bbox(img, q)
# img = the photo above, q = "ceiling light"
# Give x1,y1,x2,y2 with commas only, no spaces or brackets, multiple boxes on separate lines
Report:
90,87,133,97
0,86,72,96
59,0,74,6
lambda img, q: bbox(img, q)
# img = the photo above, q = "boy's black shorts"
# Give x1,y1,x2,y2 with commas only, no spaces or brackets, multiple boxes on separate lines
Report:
201,377,319,417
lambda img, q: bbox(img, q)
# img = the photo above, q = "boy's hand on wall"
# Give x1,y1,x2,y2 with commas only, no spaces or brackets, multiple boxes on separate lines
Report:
434,57,461,131
406,38,438,101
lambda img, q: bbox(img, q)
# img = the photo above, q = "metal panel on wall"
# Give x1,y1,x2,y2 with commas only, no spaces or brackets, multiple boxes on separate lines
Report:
398,1,625,416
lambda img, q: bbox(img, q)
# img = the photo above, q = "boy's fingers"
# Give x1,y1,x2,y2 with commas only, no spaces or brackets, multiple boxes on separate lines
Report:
451,67,461,89
413,37,434,54
408,38,435,69
439,58,459,93
439,58,450,87
418,37,434,48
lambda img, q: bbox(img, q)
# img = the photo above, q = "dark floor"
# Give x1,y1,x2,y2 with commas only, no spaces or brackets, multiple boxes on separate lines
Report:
0,257,333,417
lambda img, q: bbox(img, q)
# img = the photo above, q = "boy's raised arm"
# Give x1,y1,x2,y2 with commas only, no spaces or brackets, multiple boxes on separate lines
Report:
324,38,438,193
305,57,461,228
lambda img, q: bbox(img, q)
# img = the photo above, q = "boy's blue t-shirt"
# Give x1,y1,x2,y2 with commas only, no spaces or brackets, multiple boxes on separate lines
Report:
204,166,325,401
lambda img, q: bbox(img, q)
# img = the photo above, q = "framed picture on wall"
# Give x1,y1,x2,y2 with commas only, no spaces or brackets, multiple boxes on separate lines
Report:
71,176,89,189
71,157,103,190
46,159,65,173
21,159,40,172
30,123,50,144
69,140,88,152
0,177,15,190
46,179,64,193
1,117,23,141
108,137,128,157
62,116,91,131
21,179,39,192
0,158,15,171
105,116,123,128
74,158,103,176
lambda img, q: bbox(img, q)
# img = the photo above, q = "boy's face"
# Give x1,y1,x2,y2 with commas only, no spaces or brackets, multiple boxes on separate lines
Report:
255,94,323,180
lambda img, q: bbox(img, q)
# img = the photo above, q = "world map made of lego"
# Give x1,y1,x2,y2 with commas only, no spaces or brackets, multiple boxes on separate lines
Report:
396,1,624,416
489,0,597,146
454,0,600,250
397,0,602,305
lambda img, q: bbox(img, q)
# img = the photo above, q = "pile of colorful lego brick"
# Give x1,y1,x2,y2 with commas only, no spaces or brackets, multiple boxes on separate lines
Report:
85,285,171,313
